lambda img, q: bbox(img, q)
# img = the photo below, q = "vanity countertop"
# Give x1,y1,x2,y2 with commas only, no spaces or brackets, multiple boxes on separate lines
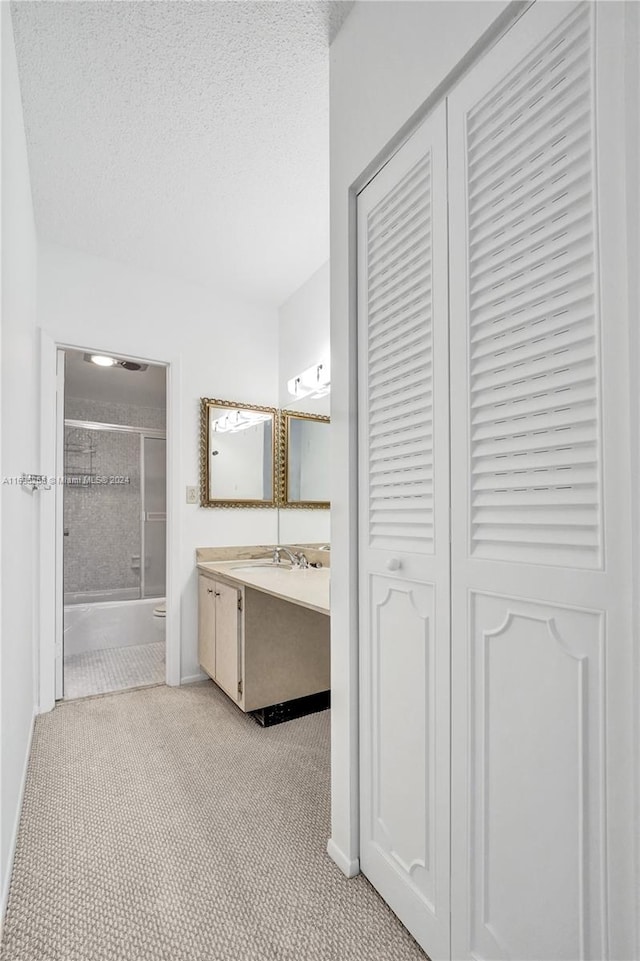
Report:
197,559,330,616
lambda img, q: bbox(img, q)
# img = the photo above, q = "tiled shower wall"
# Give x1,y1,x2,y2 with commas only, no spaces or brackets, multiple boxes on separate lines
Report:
64,398,165,598
66,397,165,431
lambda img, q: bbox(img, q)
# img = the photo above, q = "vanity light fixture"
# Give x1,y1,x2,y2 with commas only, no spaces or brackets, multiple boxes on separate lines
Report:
90,354,117,367
211,409,271,434
287,361,331,400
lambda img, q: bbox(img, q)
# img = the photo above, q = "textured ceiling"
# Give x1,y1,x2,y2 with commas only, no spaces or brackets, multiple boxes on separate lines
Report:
65,349,167,409
11,1,353,305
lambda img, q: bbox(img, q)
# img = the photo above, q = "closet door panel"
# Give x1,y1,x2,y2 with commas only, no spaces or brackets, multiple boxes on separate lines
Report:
358,102,450,961
449,3,633,959
465,591,604,961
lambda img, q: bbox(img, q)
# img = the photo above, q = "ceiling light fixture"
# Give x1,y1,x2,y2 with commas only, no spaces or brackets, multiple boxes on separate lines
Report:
90,354,117,367
287,361,331,400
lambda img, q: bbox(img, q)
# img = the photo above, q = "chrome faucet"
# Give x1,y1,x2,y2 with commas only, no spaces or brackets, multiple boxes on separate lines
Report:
272,546,308,568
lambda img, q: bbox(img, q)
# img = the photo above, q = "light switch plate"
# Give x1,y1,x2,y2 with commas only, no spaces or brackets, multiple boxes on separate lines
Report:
186,486,198,504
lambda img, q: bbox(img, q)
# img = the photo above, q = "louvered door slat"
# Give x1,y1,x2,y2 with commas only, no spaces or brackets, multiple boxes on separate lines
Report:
467,72,590,181
369,379,431,417
371,433,434,459
369,312,430,354
367,165,431,233
469,103,590,208
472,405,595,440
370,407,433,436
450,7,633,956
370,480,433,500
368,223,432,284
364,146,435,553
370,337,431,378
471,323,593,372
471,341,594,392
469,226,593,300
470,204,592,277
471,383,595,426
472,464,596,492
466,7,588,134
472,422,596,459
368,272,432,321
470,302,592,354
472,367,595,411
473,487,598,508
468,131,590,231
368,238,431,302
469,175,592,258
464,1,601,567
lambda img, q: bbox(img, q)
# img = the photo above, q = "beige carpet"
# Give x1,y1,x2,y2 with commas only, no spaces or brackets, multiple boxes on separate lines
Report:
0,682,426,961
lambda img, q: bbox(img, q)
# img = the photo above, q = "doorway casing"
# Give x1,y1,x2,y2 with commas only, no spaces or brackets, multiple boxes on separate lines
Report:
38,332,182,712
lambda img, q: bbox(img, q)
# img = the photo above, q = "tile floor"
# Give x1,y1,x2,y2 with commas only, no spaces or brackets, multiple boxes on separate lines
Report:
63,642,165,700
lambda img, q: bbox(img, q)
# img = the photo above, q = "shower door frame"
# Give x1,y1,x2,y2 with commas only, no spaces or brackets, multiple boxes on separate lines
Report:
139,432,167,601
62,418,167,606
38,335,181,712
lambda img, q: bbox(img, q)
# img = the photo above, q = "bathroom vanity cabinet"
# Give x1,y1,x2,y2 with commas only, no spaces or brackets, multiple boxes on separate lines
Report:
197,575,241,701
197,568,329,714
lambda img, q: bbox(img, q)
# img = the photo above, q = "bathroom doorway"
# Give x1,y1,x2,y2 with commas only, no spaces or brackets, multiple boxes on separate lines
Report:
60,348,167,699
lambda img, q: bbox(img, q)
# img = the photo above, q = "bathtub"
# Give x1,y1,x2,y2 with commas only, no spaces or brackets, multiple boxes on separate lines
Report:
63,596,165,656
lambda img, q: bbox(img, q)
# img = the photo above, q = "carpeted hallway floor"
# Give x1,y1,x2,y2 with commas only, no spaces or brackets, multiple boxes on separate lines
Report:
0,682,426,961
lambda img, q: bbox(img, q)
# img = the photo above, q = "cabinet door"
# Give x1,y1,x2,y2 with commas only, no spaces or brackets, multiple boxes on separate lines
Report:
198,574,216,680
448,4,634,958
214,581,241,701
357,101,450,961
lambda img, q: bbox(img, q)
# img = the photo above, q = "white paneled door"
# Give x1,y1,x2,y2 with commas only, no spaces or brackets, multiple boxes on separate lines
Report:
449,3,634,959
357,102,451,961
357,3,635,960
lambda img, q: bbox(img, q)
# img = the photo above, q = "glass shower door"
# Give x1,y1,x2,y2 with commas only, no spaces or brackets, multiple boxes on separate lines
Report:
141,435,166,598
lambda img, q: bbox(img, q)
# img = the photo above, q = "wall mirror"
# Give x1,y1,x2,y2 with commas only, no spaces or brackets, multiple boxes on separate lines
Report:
279,411,330,509
200,398,277,508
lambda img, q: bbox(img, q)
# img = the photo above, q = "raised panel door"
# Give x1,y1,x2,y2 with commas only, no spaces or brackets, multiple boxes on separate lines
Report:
448,4,634,957
357,101,451,961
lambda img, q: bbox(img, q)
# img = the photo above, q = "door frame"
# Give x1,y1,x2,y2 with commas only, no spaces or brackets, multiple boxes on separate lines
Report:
331,3,640,953
38,332,181,712
327,0,536,880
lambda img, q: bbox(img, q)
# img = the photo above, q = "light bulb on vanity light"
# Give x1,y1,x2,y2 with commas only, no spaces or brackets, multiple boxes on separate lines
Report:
287,361,331,399
212,409,270,434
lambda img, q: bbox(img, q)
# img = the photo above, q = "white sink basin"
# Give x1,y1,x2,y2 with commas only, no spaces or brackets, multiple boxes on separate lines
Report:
230,563,292,573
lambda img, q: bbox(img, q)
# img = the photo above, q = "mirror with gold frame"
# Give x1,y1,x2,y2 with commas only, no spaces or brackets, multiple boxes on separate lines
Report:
200,398,277,508
279,410,330,509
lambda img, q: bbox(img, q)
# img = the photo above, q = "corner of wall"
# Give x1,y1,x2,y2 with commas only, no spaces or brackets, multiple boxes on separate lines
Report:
1,0,40,915
0,709,36,928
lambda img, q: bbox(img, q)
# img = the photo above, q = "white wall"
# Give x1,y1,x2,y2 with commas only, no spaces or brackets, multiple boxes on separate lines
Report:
278,260,330,543
278,260,329,408
0,3,39,919
37,242,279,684
328,0,513,875
624,3,640,949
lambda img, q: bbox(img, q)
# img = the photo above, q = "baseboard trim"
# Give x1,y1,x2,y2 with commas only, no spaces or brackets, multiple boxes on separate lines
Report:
180,672,208,685
0,710,36,931
327,838,360,878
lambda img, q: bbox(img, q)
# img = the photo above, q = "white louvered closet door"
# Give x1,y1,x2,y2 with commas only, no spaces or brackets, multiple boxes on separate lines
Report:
357,103,450,960
448,3,634,959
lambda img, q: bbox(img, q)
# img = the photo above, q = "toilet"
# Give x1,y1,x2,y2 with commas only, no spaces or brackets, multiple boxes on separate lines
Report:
153,601,166,642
